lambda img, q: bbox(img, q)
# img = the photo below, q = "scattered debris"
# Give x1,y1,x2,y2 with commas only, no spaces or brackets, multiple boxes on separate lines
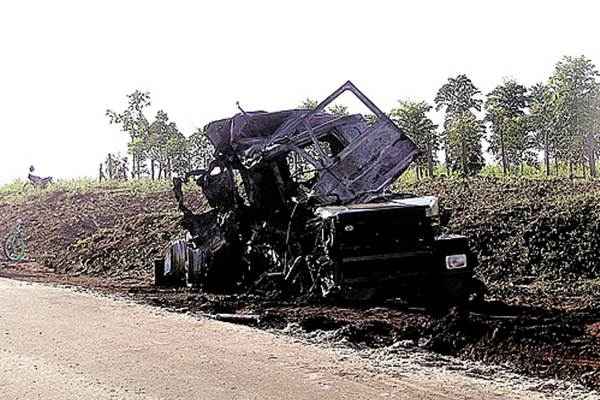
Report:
213,313,260,326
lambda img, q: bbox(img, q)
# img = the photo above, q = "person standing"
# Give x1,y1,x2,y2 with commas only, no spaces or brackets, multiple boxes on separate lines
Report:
99,163,106,182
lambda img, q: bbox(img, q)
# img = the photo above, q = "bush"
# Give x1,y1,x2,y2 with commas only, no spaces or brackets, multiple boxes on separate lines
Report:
401,177,600,281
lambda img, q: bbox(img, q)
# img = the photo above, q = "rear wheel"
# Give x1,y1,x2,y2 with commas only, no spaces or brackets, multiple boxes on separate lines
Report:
4,234,26,262
22,182,34,193
466,278,486,305
425,277,486,311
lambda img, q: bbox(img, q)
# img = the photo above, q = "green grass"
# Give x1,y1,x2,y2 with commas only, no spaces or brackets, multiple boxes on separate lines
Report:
398,162,599,185
3,161,598,203
0,178,174,203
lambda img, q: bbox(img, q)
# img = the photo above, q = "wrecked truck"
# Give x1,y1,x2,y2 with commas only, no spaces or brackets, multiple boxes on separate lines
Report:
155,81,485,304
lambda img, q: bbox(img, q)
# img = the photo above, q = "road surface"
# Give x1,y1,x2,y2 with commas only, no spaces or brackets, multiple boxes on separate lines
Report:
0,278,550,399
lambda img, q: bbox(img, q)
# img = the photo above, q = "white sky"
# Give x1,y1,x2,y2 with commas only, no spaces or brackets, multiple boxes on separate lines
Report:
1,0,598,184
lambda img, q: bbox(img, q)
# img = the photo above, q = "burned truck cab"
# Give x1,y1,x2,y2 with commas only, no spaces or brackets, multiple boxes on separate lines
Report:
157,81,484,305
312,197,481,302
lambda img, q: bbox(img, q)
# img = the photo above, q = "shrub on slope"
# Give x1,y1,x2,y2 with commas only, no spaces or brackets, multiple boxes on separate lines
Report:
404,177,600,281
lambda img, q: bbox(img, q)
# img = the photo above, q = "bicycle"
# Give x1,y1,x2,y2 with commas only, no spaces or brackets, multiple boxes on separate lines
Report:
4,219,27,262
22,174,53,191
22,166,53,192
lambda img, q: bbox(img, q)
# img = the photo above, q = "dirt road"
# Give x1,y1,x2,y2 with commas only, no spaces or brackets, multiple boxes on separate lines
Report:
0,278,569,400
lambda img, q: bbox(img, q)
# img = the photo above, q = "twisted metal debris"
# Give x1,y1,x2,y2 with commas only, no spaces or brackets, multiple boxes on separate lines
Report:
158,81,483,303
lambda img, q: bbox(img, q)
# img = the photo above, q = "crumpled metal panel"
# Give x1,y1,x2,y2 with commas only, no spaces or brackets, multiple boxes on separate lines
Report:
205,81,419,203
206,110,337,154
314,119,418,202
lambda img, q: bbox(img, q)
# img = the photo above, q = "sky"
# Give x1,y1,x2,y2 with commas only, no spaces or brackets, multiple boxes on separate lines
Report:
0,0,598,184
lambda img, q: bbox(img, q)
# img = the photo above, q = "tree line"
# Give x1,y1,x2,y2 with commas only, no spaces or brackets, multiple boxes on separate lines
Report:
105,54,600,180
104,91,213,180
392,55,600,178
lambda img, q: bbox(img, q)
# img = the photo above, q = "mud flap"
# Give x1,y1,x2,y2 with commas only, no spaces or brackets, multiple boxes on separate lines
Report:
187,247,210,288
154,258,182,286
154,240,188,287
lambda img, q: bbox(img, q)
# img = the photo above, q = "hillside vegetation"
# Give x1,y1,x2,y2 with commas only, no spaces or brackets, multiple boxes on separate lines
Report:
1,177,599,306
0,179,205,281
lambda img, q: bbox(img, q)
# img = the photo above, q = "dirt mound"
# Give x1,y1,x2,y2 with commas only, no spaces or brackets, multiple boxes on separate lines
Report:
56,212,180,281
3,177,600,299
0,187,206,281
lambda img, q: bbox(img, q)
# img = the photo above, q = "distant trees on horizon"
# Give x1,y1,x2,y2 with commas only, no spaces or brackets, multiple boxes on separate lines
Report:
105,54,600,180
407,55,600,178
105,91,213,180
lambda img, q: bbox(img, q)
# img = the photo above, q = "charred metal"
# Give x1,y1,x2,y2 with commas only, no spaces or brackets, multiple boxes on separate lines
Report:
155,81,485,303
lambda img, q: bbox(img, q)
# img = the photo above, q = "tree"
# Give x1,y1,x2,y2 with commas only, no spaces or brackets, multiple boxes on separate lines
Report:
299,98,350,117
484,79,532,174
549,55,600,177
390,100,439,178
446,112,485,175
328,104,349,117
588,93,600,177
165,129,190,177
299,98,318,110
106,90,151,178
149,110,187,178
435,74,484,175
188,127,214,170
362,114,379,126
530,83,557,175
435,74,483,115
147,110,171,179
107,91,194,179
103,153,128,180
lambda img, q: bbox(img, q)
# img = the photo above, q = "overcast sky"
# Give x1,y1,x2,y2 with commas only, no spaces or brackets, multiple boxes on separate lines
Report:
1,0,598,184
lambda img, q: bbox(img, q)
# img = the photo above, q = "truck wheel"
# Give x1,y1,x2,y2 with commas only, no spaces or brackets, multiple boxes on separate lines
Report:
467,278,486,305
154,259,166,286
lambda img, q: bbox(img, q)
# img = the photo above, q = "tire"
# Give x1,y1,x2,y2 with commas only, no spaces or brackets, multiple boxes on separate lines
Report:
4,234,26,262
467,278,486,305
154,258,167,286
425,277,486,311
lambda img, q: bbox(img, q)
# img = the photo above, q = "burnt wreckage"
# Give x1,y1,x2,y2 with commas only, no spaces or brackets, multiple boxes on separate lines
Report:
156,81,485,303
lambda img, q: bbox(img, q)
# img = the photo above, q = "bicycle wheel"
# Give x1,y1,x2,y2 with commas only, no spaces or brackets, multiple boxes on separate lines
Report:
4,234,26,261
22,182,34,193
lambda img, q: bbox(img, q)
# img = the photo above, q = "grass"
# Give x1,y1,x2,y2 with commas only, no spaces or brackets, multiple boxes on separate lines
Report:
0,178,174,203
3,161,598,202
398,162,599,185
